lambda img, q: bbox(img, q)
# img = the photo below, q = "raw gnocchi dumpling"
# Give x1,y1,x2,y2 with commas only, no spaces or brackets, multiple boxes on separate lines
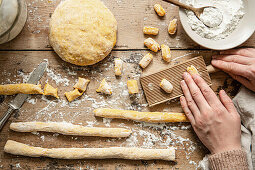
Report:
143,26,159,35
161,44,171,63
160,79,173,93
154,4,166,17
44,83,59,98
73,77,90,92
127,80,139,94
114,58,123,76
65,89,83,102
187,65,199,75
144,38,160,52
96,78,112,95
139,53,153,69
168,19,177,35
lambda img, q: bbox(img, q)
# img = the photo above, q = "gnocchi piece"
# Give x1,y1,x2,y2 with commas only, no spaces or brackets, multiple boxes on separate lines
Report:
143,26,159,35
96,78,112,95
139,53,153,69
73,77,90,92
161,44,171,62
65,89,83,102
114,58,123,76
44,83,59,98
144,38,160,52
154,4,166,16
0,84,43,95
160,79,173,93
187,65,199,75
127,80,139,94
168,19,177,35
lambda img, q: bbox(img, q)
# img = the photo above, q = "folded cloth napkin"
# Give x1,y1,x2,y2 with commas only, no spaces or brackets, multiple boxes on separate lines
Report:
198,86,254,170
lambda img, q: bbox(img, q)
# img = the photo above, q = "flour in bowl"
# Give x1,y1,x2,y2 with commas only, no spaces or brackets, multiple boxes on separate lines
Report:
185,0,245,40
199,7,222,28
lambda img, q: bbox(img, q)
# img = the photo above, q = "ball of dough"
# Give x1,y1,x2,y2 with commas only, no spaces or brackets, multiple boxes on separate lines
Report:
49,0,117,66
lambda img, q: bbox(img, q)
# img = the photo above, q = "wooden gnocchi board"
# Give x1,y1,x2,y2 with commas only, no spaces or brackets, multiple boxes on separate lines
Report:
141,56,211,107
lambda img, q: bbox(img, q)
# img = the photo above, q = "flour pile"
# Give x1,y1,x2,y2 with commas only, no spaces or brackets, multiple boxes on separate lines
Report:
185,0,245,40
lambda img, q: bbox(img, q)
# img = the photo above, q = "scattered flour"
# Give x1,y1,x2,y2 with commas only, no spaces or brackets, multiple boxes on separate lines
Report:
1,54,200,168
185,0,245,40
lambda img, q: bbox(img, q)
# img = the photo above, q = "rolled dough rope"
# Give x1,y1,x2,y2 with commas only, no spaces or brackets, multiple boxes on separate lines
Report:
4,140,175,161
0,84,43,95
94,108,189,123
10,122,132,138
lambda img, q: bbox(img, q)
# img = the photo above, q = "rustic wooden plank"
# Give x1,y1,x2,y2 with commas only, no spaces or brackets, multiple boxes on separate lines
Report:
0,50,241,169
0,0,254,50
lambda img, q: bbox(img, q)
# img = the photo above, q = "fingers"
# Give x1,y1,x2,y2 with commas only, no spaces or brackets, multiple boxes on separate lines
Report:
180,96,195,125
211,59,250,78
228,73,253,90
219,90,237,113
180,79,200,119
220,48,255,57
182,73,210,110
212,54,251,65
191,74,221,107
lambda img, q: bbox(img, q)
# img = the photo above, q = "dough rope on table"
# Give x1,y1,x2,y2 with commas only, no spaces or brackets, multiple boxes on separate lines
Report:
0,84,43,95
4,140,175,161
10,122,132,138
94,108,189,123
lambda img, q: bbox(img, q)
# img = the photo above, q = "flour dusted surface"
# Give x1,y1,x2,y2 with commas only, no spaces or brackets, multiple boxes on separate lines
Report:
185,0,245,40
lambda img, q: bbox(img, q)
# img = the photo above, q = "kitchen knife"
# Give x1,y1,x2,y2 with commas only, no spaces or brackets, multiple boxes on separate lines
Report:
0,61,47,130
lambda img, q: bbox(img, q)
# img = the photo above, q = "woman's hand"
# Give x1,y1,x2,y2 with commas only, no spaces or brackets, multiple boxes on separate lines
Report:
180,72,241,154
211,48,255,92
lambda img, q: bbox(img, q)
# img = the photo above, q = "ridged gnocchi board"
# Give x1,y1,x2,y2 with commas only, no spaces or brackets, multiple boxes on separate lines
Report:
140,56,212,107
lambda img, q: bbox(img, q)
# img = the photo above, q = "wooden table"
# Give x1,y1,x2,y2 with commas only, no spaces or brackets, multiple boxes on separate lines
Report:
0,0,253,169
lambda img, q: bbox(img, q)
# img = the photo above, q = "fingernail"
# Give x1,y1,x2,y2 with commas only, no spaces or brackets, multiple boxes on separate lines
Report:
221,90,226,95
183,72,189,77
180,96,184,101
211,60,217,64
181,80,185,85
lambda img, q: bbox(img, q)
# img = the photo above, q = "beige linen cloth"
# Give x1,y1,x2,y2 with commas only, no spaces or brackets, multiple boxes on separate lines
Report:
198,86,254,170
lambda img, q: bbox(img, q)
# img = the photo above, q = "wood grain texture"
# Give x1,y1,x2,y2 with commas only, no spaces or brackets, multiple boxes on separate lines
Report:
0,0,254,50
0,50,241,169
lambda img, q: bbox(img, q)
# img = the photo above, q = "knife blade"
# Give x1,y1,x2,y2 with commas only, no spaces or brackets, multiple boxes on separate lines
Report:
0,61,47,130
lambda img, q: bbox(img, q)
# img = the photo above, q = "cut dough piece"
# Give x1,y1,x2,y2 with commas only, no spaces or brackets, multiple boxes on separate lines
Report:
144,38,160,52
114,58,123,76
65,89,82,102
49,0,117,66
139,53,153,69
94,108,188,123
127,80,139,94
4,140,175,161
168,19,177,35
0,84,43,95
143,26,159,35
160,79,173,93
73,77,90,92
96,78,112,95
44,83,59,98
187,65,199,75
10,122,131,138
161,44,171,62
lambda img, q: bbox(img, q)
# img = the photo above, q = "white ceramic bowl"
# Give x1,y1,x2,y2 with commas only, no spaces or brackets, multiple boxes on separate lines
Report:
179,0,255,50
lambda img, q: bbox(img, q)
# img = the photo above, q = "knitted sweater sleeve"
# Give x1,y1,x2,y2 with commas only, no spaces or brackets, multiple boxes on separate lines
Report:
208,149,249,170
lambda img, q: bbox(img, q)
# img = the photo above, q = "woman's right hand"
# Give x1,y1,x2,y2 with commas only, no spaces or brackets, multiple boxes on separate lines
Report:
211,48,255,92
